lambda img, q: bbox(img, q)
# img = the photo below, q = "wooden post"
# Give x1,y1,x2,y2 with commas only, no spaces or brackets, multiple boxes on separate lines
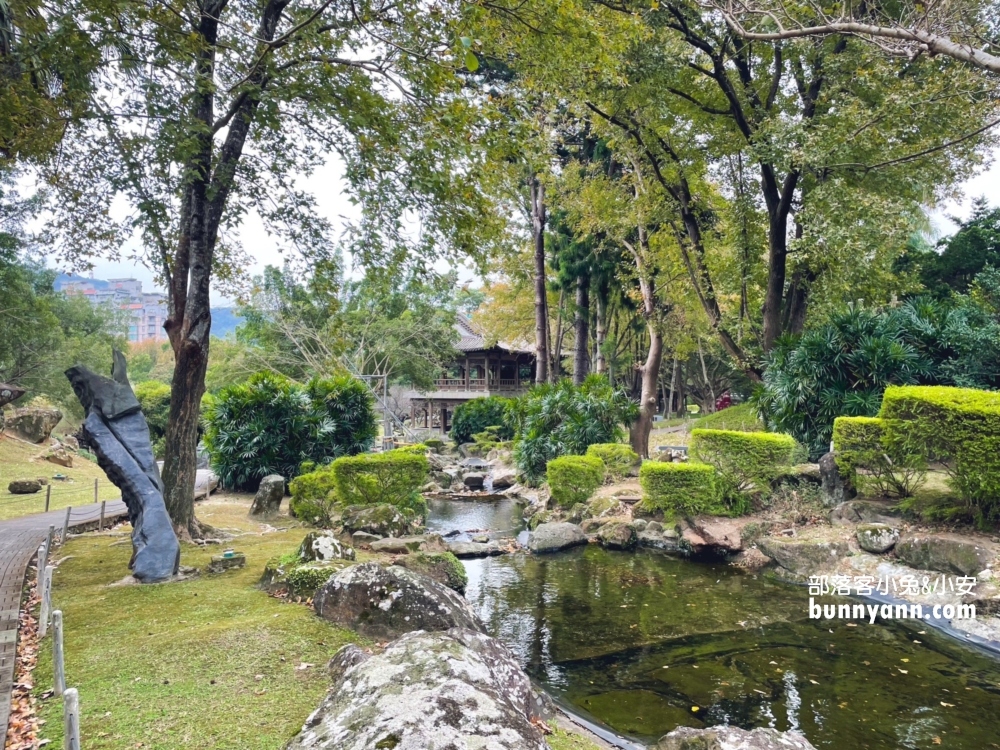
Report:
61,507,71,545
93,478,98,504
46,525,55,556
38,544,47,580
99,500,106,531
63,687,81,750
53,610,65,697
39,566,53,638
45,485,51,513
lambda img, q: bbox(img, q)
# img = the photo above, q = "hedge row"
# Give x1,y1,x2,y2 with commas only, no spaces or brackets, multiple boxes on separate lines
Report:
690,429,797,495
639,462,717,516
547,455,605,507
585,443,639,481
832,415,925,498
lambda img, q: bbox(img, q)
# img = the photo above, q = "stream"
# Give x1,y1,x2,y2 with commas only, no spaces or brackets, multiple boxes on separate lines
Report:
429,499,1000,749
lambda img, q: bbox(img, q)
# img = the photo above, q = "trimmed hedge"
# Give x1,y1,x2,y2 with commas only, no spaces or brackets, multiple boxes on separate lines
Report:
585,443,639,481
690,429,797,496
288,466,339,526
692,403,764,433
547,455,605,507
880,385,1000,523
639,462,717,515
833,416,925,498
331,450,429,516
450,397,513,445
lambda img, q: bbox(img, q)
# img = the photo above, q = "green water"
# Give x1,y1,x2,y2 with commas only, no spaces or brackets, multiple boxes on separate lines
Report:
463,546,1000,749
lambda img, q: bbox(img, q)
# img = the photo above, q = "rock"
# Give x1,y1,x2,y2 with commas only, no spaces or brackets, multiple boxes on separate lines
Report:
564,503,591,525
370,534,445,554
638,530,680,553
587,495,620,517
528,522,587,554
421,481,443,493
462,456,490,469
446,540,506,558
895,533,995,576
856,523,900,554
632,518,648,531
8,479,42,495
314,563,483,639
5,406,62,443
0,383,26,408
596,521,637,551
260,558,352,596
35,477,49,486
340,503,419,538
490,466,517,489
61,435,80,451
249,474,285,516
688,516,745,553
298,530,356,562
393,552,468,593
207,552,246,574
653,725,817,750
645,521,664,533
287,629,551,750
65,352,180,583
580,517,610,534
457,442,483,458
463,472,485,490
819,451,855,506
757,538,851,577
830,500,898,526
791,463,822,484
194,468,218,499
350,531,381,545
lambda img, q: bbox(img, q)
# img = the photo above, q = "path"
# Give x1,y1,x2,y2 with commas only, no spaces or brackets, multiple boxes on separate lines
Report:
0,500,127,743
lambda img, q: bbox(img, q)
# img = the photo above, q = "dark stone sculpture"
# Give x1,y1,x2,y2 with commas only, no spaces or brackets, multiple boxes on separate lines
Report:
66,351,180,582
0,383,25,408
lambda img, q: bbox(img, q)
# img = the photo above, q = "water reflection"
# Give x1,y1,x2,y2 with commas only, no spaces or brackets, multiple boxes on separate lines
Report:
463,545,1000,749
424,497,524,542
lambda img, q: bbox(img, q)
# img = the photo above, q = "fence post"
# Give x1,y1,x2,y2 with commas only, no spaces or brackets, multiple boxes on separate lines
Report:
99,500,106,531
93,478,98,504
45,485,51,513
63,687,80,750
53,610,65,697
37,544,47,580
39,565,53,638
46,525,55,556
61,506,71,545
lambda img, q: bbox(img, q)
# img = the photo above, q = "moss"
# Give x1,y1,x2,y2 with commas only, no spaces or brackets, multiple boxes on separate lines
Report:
285,564,336,595
394,552,468,593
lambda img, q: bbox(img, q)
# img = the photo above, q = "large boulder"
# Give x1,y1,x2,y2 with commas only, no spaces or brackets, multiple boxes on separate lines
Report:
830,500,898,526
596,521,638,551
8,479,42,495
757,538,851,577
895,533,994,576
340,503,419,538
819,451,855,507
313,562,482,639
41,446,73,468
490,466,517,490
286,629,551,750
528,522,587,554
392,552,468,593
446,540,506,558
250,474,285,516
298,530,356,562
653,726,816,750
856,523,900,554
687,516,745,554
370,534,445,554
6,407,62,443
463,472,486,490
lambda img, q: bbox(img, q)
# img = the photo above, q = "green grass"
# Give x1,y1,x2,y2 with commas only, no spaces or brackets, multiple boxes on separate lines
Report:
0,435,119,521
548,725,604,750
691,403,765,433
34,497,365,750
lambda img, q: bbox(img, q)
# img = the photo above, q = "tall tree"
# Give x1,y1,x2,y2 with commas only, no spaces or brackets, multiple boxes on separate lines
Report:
48,0,502,537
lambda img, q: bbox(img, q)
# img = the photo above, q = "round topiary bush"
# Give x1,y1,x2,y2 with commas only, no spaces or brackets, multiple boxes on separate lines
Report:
547,455,605,507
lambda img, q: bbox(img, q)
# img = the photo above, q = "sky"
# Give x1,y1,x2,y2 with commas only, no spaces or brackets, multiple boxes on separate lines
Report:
68,148,1000,306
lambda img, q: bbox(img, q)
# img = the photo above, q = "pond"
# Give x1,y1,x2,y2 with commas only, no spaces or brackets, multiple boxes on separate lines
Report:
460,543,1000,749
424,496,525,543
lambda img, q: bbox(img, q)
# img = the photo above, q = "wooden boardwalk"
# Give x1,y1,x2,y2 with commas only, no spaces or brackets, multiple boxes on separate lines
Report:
0,500,127,743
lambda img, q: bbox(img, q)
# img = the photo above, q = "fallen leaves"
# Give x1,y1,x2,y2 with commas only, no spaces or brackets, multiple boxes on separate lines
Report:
7,570,42,750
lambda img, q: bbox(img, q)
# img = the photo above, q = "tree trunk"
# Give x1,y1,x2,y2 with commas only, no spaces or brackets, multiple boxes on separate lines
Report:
667,353,678,418
630,322,663,459
698,341,716,414
595,292,607,375
530,175,549,385
573,273,590,385
551,286,566,383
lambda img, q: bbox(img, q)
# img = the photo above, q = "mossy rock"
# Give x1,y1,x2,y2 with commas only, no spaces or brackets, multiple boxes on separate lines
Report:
393,552,468,594
260,558,353,596
564,503,592,525
586,495,619,517
528,509,560,530
341,503,421,537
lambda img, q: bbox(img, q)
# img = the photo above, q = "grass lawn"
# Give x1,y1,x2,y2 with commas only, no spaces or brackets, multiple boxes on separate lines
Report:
32,494,604,750
0,435,120,521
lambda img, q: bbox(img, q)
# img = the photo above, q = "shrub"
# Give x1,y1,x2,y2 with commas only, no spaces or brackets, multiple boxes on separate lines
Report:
639,462,717,515
288,466,339,527
692,403,764,433
833,416,925,498
394,443,429,455
508,376,639,482
547,455,605,506
331,451,429,515
690,429,797,506
585,443,639,481
204,371,376,491
285,565,335,596
880,385,1000,524
134,381,171,457
450,397,513,445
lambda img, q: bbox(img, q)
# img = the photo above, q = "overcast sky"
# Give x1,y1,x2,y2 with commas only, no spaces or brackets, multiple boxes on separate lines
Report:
74,149,1000,306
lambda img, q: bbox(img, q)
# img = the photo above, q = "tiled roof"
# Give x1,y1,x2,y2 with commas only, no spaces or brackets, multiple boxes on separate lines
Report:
455,314,533,354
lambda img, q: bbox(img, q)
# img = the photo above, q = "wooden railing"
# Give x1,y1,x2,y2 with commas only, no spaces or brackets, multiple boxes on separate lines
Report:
431,377,531,392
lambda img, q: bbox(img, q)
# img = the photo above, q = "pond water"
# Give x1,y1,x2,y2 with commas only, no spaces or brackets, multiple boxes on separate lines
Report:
424,496,525,542
459,544,1000,749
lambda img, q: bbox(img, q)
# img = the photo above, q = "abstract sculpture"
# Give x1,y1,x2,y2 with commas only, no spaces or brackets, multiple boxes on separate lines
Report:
66,351,180,582
0,382,25,408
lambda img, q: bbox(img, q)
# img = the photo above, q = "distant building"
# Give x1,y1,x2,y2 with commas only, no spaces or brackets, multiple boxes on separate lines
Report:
54,273,168,343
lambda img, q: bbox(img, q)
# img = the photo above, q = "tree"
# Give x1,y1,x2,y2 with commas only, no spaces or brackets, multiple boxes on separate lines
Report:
47,0,503,537
913,198,1000,296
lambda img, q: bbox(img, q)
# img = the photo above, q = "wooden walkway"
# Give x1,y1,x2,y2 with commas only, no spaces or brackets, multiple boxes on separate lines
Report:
0,500,127,743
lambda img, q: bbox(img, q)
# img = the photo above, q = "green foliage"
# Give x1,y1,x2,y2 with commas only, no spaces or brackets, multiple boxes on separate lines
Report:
394,443,429,455
547,455,605,507
285,565,335,596
584,443,638,481
204,371,376,492
690,429,797,510
288,467,340,527
880,385,1000,525
508,376,639,482
450,396,513,445
692,403,764,433
331,451,429,515
397,552,468,593
833,416,925,498
134,381,171,440
639,462,717,516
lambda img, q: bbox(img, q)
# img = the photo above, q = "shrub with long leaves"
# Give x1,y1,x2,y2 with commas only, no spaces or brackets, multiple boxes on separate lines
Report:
508,375,639,483
204,371,376,491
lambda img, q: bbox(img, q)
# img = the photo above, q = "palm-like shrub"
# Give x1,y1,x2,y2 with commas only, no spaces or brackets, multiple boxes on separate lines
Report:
508,375,639,482
204,371,376,491
450,396,513,445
